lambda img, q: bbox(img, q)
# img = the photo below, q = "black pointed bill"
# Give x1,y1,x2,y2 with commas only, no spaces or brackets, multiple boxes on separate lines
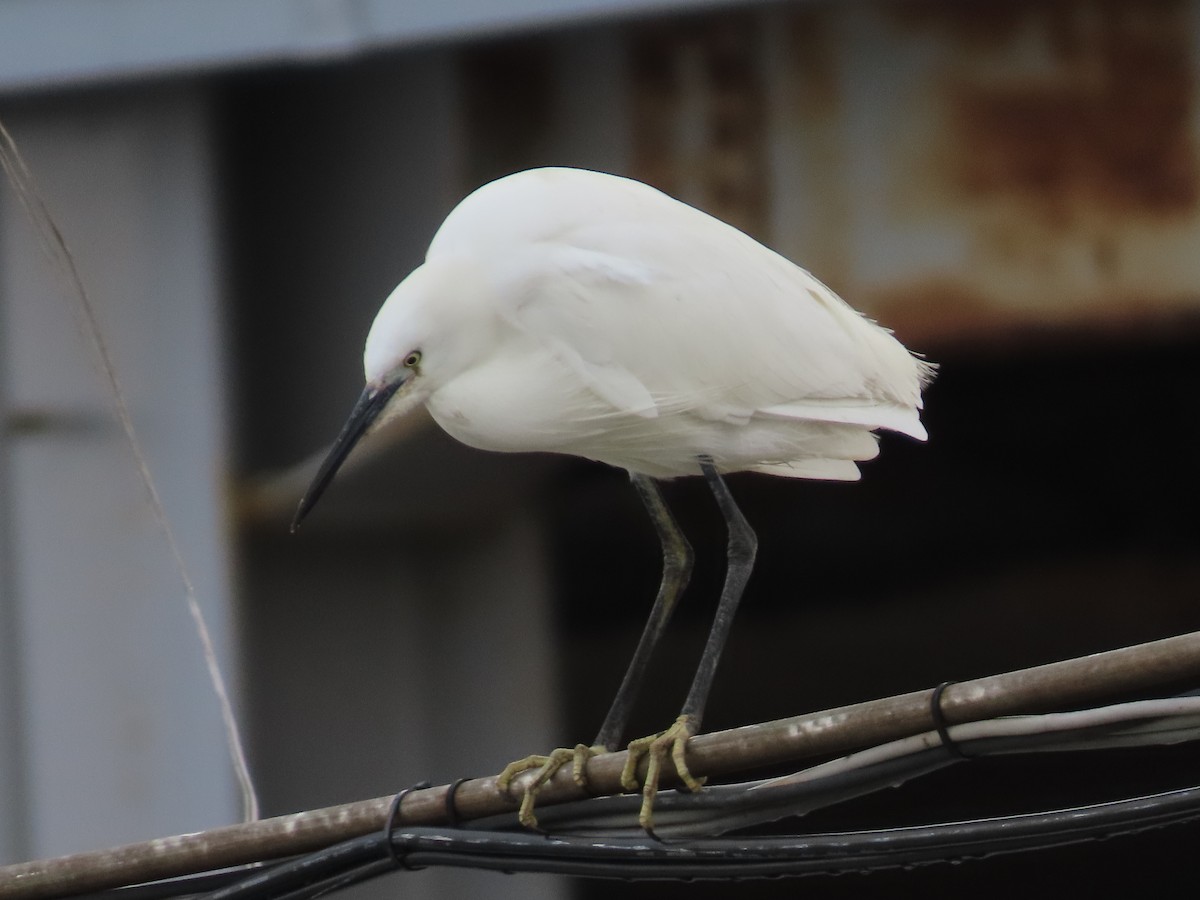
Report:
291,380,402,531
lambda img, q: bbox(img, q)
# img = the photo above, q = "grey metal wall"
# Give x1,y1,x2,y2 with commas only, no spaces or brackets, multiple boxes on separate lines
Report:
0,87,238,860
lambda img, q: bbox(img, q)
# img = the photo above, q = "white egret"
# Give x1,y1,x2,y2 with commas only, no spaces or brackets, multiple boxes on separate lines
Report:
292,166,934,831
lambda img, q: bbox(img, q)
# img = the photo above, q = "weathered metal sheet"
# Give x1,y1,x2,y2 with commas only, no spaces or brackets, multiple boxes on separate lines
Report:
629,0,1200,346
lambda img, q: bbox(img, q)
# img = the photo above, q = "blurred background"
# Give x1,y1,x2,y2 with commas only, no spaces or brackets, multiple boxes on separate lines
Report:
3,0,1200,897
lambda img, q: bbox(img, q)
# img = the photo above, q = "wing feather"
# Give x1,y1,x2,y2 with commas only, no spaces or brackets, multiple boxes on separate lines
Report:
498,233,928,438
434,167,931,442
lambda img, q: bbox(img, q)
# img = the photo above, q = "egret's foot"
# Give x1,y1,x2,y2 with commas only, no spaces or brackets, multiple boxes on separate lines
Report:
621,714,706,832
496,743,605,828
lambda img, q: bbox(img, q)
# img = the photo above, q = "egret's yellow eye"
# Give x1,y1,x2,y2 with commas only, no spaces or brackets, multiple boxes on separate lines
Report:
404,351,422,369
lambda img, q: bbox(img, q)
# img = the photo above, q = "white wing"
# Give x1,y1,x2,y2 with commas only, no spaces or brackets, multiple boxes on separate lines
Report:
491,234,928,440
428,167,931,442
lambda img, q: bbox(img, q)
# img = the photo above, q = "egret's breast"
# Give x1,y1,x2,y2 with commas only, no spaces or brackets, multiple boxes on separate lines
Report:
424,339,892,479
425,346,615,455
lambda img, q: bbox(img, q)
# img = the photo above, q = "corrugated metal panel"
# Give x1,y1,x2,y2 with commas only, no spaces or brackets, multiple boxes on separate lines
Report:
861,0,1200,343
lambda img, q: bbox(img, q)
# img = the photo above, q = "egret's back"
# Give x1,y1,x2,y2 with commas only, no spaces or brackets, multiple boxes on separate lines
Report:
421,167,933,479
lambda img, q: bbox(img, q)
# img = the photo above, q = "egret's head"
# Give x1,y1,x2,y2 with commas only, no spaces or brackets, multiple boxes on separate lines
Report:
291,259,492,530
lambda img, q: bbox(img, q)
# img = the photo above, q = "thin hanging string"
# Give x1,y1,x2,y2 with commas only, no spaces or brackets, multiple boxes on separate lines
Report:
0,118,259,822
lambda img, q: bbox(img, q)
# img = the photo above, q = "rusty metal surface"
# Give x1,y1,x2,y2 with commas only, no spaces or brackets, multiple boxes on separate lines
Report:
627,0,1200,347
630,13,769,238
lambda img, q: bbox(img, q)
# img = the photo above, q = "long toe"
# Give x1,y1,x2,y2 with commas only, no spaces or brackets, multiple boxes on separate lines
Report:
497,748,575,829
624,715,706,832
571,743,607,791
497,744,608,829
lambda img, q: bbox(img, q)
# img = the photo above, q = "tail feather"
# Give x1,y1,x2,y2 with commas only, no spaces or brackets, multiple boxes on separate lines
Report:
757,399,928,441
750,458,862,480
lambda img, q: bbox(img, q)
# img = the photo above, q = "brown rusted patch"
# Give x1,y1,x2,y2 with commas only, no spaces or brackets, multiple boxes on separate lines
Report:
909,0,1198,225
866,277,1017,347
628,24,681,198
869,275,1200,349
628,14,768,238
783,7,841,119
890,0,1083,47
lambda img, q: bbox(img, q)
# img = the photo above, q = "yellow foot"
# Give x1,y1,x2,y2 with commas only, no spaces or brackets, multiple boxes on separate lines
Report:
621,714,706,832
496,743,605,829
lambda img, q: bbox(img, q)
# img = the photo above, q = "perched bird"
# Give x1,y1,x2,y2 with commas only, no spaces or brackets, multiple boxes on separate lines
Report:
292,166,933,830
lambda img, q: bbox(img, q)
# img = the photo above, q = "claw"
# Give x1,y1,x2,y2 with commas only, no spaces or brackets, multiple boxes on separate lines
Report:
622,714,706,832
496,743,605,829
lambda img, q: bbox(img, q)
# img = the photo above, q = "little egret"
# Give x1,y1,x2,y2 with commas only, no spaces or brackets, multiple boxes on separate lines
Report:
292,166,933,830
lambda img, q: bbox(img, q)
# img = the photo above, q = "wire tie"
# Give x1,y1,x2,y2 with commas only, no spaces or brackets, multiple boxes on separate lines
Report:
445,777,470,827
930,681,969,759
383,780,430,868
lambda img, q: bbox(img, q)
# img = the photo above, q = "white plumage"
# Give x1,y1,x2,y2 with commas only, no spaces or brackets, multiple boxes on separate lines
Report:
294,166,935,830
361,167,932,479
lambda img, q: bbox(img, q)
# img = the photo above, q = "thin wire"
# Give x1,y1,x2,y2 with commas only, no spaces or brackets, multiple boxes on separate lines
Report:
65,781,1200,900
0,117,259,822
171,784,1200,899
397,789,1200,877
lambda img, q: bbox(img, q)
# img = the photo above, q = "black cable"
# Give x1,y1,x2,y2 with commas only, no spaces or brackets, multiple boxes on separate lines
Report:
69,870,266,900
388,785,1200,879
194,836,380,900
75,781,1200,900
525,745,958,838
66,700,1200,900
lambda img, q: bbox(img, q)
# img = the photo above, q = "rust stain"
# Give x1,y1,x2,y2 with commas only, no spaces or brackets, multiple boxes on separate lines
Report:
461,0,1200,347
891,0,1086,47
869,276,1200,348
783,7,841,119
628,25,679,198
628,14,769,239
868,278,1009,346
910,0,1199,225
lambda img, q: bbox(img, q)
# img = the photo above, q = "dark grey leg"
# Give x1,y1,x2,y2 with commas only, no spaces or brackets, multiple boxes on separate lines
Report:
623,457,759,829
502,461,756,831
593,473,694,751
681,459,758,727
497,472,694,828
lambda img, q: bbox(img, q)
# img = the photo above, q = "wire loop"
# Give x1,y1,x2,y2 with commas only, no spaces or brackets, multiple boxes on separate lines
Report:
930,682,969,759
444,777,470,828
383,781,431,868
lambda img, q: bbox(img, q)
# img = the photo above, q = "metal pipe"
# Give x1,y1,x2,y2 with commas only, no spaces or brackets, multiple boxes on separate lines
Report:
3,629,1199,900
